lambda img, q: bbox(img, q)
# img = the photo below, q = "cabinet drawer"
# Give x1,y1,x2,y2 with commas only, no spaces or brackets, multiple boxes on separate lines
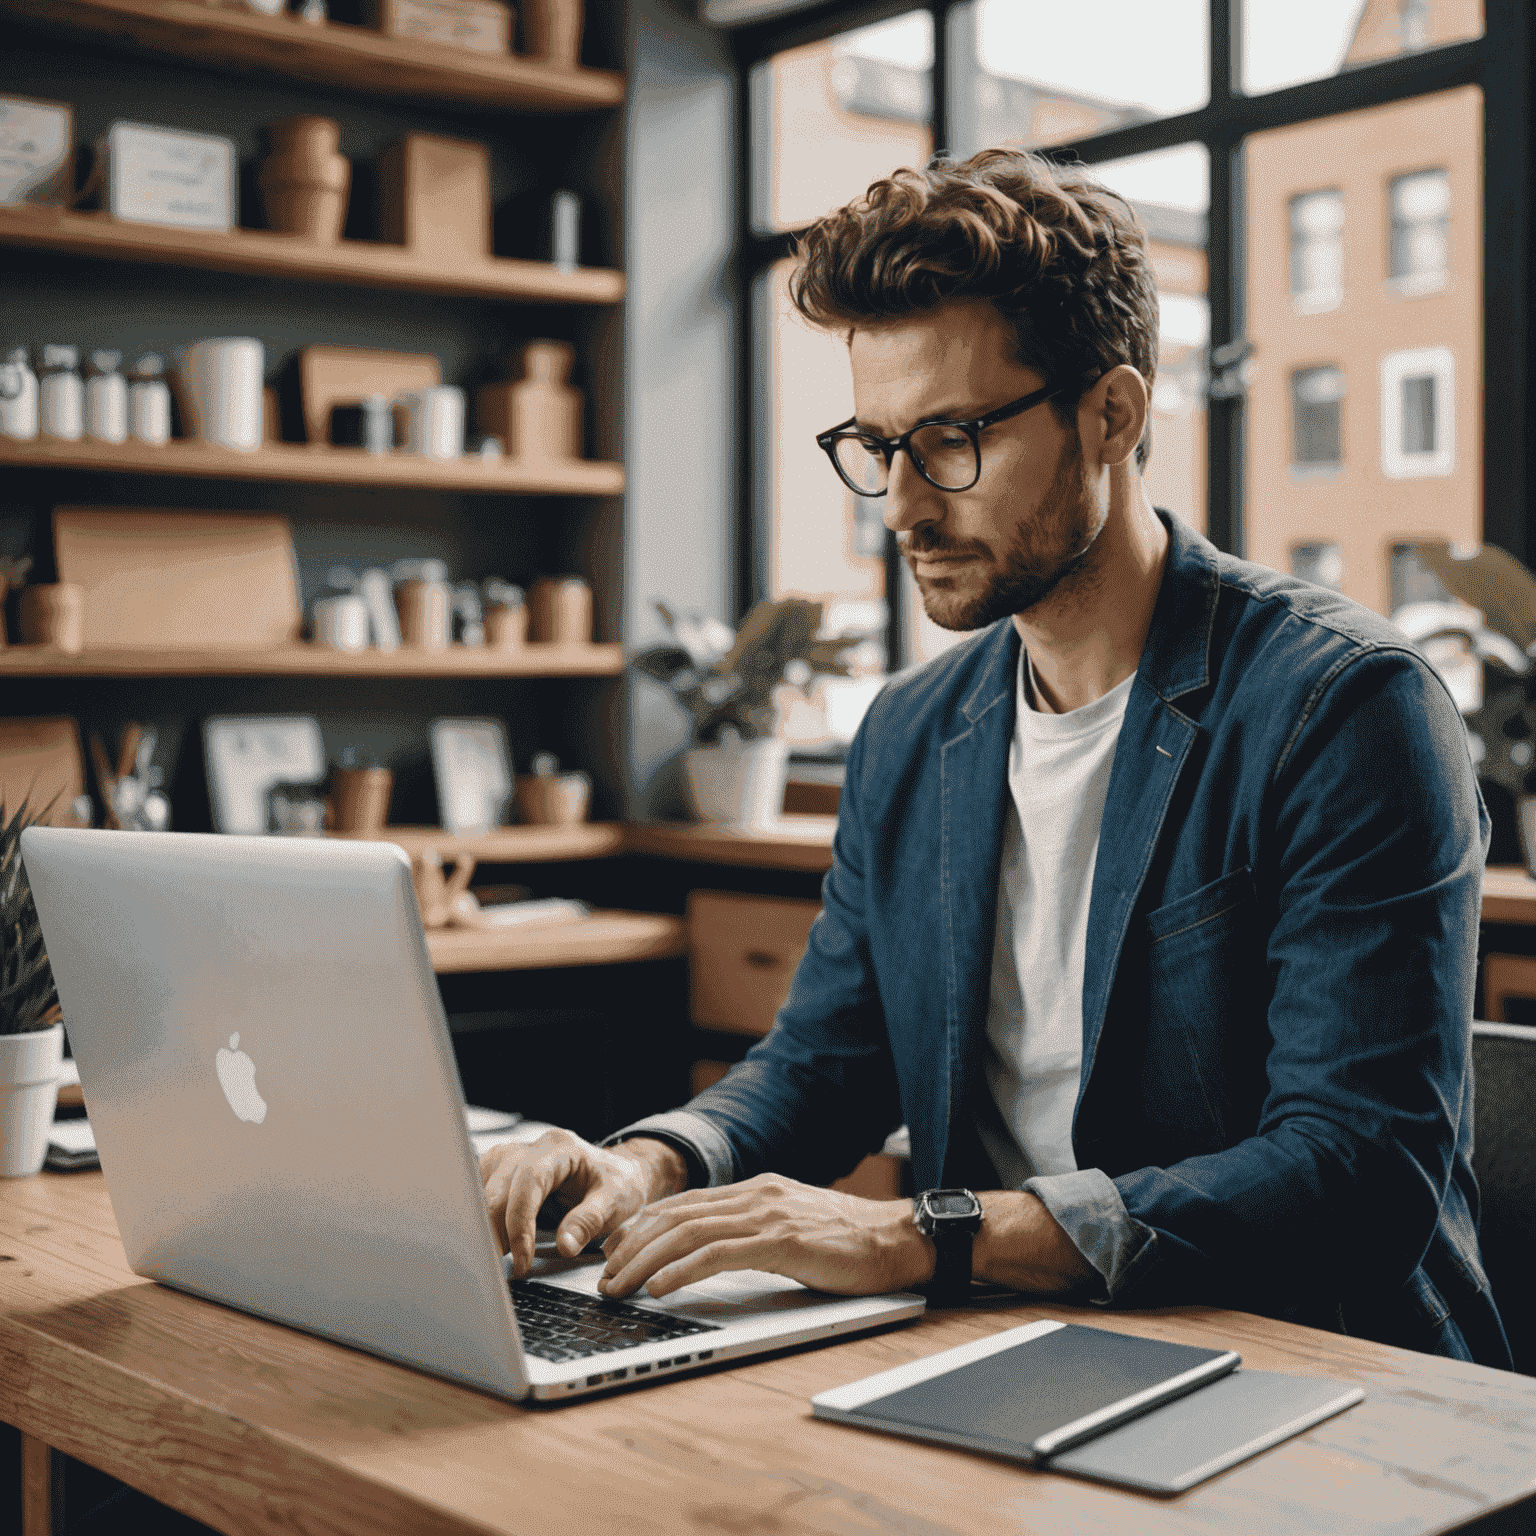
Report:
688,890,820,1037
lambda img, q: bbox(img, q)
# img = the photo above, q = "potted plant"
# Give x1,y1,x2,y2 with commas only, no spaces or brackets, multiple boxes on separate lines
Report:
1,801,65,1177
632,598,857,827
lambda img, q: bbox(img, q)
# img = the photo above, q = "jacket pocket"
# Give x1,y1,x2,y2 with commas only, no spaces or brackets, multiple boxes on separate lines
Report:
1137,868,1265,1150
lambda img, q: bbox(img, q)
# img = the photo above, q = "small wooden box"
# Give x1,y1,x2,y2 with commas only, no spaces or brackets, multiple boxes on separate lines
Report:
378,135,491,261
687,890,820,1038
370,0,512,54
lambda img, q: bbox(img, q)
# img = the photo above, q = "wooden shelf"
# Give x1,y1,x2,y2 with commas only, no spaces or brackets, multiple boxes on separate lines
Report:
0,436,624,495
0,642,624,679
425,910,686,972
0,208,625,304
1482,866,1536,925
625,816,838,873
331,823,625,862
4,0,625,111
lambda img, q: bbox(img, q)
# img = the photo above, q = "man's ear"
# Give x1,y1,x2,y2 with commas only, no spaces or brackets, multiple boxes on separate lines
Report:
1080,365,1149,468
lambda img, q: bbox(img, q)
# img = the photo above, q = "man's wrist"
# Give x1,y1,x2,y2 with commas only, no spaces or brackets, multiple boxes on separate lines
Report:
612,1136,689,1202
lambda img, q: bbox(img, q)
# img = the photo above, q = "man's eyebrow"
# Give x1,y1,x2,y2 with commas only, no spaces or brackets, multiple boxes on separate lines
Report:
853,402,972,434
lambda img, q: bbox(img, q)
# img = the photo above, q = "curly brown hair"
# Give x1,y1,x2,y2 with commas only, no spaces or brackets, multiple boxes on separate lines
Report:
790,147,1160,469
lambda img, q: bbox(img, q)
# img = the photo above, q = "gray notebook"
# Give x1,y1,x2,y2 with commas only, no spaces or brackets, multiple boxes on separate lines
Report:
1049,1366,1365,1493
811,1318,1240,1461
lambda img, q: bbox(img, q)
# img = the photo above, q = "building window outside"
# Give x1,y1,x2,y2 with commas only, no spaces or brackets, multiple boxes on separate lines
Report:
1289,189,1344,310
1388,168,1450,294
1381,346,1455,478
1290,541,1346,590
1290,366,1346,468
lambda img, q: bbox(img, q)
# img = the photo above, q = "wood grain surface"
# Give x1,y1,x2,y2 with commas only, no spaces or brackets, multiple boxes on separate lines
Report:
0,642,623,679
0,0,625,111
4,1173,1535,1536
625,816,838,872
0,436,625,495
0,208,625,304
424,909,686,972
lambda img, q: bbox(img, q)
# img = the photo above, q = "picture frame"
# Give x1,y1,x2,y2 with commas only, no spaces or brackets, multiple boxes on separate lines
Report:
0,95,72,208
430,717,513,834
204,715,326,835
100,121,236,232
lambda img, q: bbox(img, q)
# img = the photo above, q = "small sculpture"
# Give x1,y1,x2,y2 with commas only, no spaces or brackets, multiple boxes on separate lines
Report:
258,116,351,245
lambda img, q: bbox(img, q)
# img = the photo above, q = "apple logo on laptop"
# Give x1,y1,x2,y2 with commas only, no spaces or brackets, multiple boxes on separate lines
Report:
216,1033,267,1124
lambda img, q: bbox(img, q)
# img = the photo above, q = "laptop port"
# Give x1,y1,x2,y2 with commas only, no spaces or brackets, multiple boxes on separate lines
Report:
656,1358,671,1368
635,1364,651,1374
605,1369,627,1384
587,1374,604,1387
674,1354,691,1365
698,1350,713,1360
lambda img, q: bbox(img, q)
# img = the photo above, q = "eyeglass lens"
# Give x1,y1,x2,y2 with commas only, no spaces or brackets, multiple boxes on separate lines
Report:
832,422,980,493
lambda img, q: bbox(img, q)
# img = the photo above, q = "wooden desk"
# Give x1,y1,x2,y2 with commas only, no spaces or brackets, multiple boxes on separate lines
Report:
5,1173,1535,1535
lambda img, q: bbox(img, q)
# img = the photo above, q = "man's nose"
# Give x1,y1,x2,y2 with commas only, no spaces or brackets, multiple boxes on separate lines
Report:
881,449,943,534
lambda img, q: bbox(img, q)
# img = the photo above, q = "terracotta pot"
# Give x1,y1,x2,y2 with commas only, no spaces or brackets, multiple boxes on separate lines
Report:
522,0,584,67
18,583,84,654
527,575,592,644
514,770,591,826
485,601,529,650
259,116,351,245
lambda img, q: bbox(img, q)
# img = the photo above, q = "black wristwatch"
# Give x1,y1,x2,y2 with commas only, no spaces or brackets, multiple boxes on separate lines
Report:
913,1187,983,1298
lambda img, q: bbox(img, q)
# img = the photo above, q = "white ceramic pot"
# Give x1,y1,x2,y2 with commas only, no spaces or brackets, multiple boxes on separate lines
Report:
0,1022,64,1178
179,337,265,452
683,737,789,829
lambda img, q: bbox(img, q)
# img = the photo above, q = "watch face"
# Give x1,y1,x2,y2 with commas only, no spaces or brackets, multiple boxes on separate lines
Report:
928,1191,978,1217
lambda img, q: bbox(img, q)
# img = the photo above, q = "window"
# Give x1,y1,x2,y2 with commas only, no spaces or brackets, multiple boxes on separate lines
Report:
1289,190,1345,310
1291,367,1346,468
736,0,1520,654
1382,347,1455,478
1389,168,1451,293
1290,541,1346,591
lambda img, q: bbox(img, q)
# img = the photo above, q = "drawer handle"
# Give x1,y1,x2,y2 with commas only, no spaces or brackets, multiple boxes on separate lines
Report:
744,950,783,969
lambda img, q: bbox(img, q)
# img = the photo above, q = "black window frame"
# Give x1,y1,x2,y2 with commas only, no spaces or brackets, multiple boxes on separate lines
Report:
729,0,1534,666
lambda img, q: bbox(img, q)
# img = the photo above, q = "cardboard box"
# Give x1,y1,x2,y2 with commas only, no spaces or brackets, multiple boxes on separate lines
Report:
369,0,511,54
378,135,491,261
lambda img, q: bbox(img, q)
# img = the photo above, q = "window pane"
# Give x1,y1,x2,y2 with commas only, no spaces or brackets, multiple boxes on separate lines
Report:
946,0,1207,157
1245,87,1482,614
751,12,933,234
1389,168,1450,288
1290,189,1345,308
758,259,889,742
1242,0,1484,96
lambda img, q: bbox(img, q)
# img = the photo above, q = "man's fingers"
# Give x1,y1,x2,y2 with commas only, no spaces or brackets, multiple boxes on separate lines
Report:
600,1211,763,1298
498,1144,580,1272
636,1235,777,1300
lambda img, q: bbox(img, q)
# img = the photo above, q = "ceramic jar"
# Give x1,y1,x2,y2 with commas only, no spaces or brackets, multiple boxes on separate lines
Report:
258,116,351,245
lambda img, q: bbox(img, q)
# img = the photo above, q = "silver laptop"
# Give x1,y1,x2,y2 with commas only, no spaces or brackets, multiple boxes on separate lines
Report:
22,827,923,1401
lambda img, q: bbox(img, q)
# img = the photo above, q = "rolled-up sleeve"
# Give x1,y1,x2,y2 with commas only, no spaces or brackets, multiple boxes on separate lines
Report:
1023,1169,1157,1301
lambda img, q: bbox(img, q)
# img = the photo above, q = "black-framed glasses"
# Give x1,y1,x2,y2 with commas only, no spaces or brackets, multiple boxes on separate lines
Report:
815,383,1060,497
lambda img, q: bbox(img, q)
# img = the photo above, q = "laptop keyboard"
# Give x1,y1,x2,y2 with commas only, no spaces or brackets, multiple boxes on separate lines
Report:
510,1278,723,1364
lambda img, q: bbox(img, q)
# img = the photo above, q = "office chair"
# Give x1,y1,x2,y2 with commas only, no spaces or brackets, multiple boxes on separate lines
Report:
1472,1021,1536,1376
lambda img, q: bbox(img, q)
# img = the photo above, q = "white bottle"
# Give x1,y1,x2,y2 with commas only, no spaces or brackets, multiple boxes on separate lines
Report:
39,344,83,441
128,353,171,446
0,347,39,441
85,350,128,444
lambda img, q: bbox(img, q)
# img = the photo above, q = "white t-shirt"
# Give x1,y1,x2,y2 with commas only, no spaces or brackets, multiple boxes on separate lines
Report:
977,650,1133,1188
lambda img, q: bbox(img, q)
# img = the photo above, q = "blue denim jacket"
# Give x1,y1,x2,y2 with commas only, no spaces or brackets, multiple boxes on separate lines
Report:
619,514,1510,1367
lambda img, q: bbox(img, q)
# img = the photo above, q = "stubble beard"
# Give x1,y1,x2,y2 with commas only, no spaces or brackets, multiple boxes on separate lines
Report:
906,431,1101,632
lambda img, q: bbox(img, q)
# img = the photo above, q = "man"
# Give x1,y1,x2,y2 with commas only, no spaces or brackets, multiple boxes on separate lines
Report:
482,149,1509,1366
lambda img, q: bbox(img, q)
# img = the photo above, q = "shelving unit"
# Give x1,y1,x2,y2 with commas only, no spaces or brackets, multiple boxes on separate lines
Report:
3,5,647,1016
0,643,624,678
0,208,625,304
0,0,625,110
626,817,838,873
0,437,625,495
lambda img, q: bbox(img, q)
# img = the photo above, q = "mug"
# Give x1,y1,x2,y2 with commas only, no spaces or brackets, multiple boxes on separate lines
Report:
514,769,591,826
18,583,84,654
179,337,265,452
527,575,593,644
311,593,370,652
396,577,452,649
396,386,465,462
330,766,392,835
411,847,476,929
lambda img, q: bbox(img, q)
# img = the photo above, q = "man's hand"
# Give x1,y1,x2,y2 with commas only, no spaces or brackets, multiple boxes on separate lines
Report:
596,1173,936,1299
479,1130,687,1277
